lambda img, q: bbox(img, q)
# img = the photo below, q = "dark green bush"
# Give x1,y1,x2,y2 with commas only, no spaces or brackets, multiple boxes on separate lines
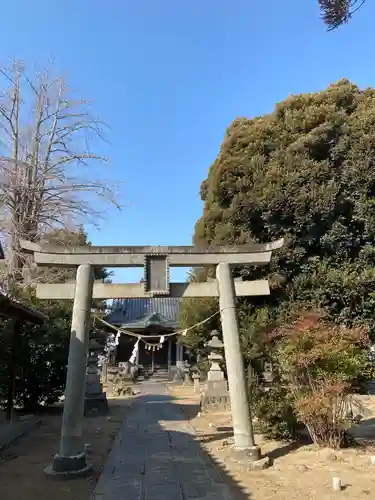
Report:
252,386,299,441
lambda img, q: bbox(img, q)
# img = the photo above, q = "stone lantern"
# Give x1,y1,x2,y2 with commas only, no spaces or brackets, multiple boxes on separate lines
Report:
201,330,230,412
84,338,108,416
206,330,225,382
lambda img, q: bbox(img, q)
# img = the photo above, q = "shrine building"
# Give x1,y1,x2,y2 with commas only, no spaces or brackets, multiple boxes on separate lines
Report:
104,297,184,375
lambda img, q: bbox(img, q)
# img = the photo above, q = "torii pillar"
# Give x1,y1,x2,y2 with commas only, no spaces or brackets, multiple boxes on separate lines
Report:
217,263,257,454
48,264,94,476
20,238,283,473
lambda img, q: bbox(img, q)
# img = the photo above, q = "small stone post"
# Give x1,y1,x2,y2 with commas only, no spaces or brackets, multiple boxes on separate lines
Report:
183,360,192,385
102,360,108,383
192,372,200,394
45,264,94,476
217,262,260,460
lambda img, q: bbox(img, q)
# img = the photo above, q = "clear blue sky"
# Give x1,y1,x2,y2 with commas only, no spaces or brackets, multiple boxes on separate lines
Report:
0,1,374,282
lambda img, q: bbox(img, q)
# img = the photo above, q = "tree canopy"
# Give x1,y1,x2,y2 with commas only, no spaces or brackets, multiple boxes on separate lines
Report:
182,80,375,359
0,61,120,285
318,0,367,29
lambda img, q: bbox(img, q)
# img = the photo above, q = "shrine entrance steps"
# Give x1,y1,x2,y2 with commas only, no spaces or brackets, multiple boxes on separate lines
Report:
92,381,248,500
148,368,169,381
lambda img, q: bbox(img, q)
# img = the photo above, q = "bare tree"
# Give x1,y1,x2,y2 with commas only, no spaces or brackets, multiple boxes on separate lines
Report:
0,61,120,285
318,0,367,29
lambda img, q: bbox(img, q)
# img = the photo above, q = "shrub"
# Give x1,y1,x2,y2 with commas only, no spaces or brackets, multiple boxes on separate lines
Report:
292,376,355,448
252,386,298,440
268,312,373,448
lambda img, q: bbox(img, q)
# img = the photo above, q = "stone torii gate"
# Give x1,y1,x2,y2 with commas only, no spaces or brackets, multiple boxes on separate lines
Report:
20,238,283,475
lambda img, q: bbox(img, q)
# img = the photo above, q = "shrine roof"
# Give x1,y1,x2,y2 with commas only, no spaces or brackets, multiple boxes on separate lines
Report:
0,292,47,325
105,297,180,329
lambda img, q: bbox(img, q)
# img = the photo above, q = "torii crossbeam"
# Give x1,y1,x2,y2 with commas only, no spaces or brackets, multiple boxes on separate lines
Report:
20,238,284,475
21,239,282,299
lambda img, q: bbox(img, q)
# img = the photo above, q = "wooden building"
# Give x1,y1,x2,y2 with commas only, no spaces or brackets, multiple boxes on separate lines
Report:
1,240,48,419
0,293,47,325
104,297,184,375
0,299,47,420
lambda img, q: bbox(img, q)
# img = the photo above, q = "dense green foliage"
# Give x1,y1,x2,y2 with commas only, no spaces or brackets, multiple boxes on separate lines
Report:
179,268,220,359
0,292,73,410
38,227,111,287
190,79,375,342
252,386,299,440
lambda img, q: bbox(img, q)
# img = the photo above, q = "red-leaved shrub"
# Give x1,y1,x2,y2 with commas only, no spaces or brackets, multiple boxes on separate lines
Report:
268,312,372,448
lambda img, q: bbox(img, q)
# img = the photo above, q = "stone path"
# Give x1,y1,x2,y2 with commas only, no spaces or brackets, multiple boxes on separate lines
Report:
92,380,248,500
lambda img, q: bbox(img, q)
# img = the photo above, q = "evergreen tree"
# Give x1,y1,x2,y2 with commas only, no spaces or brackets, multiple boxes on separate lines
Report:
181,80,375,364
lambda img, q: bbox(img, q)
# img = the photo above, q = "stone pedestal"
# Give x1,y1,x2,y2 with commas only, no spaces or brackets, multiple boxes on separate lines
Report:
84,354,108,417
201,379,230,412
229,448,270,470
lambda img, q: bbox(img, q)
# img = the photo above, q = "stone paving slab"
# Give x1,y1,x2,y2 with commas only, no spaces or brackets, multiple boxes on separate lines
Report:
92,381,247,500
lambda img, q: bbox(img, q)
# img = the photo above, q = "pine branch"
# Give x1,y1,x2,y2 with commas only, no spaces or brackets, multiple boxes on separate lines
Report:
318,0,367,30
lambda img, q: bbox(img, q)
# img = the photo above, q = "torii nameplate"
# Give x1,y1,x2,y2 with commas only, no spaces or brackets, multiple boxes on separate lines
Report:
144,254,169,295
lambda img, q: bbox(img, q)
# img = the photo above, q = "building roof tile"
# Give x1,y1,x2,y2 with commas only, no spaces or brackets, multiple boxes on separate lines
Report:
105,297,180,327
